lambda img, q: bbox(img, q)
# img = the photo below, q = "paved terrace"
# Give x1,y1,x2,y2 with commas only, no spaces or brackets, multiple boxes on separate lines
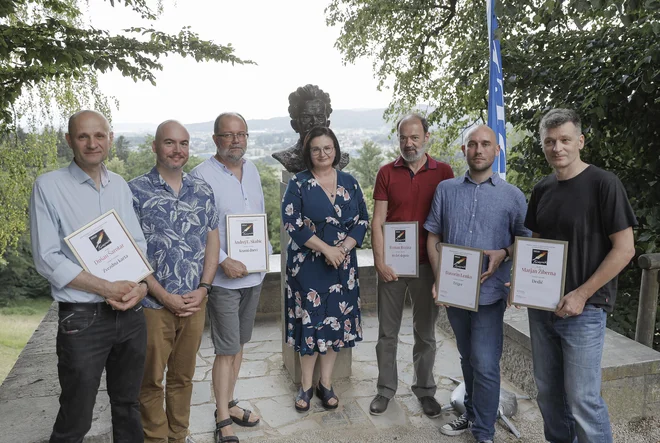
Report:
1,250,659,442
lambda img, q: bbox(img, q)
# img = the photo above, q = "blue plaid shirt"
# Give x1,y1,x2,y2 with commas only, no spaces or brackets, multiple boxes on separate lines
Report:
424,172,531,305
129,167,219,309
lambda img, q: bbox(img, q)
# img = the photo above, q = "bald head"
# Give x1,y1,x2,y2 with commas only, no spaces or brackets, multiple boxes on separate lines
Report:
464,125,496,145
155,120,189,143
462,124,500,175
67,110,110,136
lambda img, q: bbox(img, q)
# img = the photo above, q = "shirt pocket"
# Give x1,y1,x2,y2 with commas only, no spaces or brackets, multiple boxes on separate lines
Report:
58,310,96,335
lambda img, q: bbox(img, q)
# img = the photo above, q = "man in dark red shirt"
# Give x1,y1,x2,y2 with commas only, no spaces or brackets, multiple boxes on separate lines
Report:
369,113,454,416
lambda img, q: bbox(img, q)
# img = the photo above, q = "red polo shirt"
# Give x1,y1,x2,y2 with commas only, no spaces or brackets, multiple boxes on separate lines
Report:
374,154,454,263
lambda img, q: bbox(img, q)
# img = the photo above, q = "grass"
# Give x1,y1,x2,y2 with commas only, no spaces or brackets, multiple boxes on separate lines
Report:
0,298,53,384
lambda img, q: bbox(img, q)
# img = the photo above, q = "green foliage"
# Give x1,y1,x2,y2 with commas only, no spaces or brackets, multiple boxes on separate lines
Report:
346,140,384,190
328,0,660,348
0,235,51,306
0,0,252,132
0,130,58,259
255,161,282,254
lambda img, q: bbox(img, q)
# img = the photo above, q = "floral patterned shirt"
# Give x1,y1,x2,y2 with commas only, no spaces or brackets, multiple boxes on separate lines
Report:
129,167,219,309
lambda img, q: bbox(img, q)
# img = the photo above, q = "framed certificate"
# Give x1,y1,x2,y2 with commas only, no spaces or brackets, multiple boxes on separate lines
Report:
383,221,419,277
435,244,483,311
226,214,269,273
64,210,153,283
510,237,568,311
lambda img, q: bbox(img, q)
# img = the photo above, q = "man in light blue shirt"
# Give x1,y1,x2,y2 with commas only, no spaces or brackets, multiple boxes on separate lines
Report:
424,125,530,443
30,110,149,442
191,112,269,441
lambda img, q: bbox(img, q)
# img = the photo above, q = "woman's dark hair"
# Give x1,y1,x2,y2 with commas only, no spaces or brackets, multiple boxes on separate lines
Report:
302,126,341,171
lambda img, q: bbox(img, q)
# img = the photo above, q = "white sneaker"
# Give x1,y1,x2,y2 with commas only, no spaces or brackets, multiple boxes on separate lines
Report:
185,435,197,443
440,413,472,436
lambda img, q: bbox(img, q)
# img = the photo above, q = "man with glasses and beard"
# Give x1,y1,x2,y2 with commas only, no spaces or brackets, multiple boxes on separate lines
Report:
191,112,269,443
424,125,530,443
369,113,454,417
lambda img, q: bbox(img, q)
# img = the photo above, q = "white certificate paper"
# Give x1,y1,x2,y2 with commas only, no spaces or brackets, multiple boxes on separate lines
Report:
510,237,568,311
383,221,418,277
436,244,483,311
64,210,153,283
226,214,269,273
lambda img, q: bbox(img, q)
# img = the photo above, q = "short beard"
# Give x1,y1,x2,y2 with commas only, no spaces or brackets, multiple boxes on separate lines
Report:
401,146,426,163
467,159,493,173
218,146,246,164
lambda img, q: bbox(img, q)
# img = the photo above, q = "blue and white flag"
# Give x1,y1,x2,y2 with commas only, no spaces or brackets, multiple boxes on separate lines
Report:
487,0,506,179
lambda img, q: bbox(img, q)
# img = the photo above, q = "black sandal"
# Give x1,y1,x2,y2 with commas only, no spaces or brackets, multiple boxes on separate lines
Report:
228,398,260,427
295,386,314,412
215,418,239,443
316,382,339,410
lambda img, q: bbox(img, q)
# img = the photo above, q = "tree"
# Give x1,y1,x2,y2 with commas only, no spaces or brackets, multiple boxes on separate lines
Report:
345,140,384,189
254,161,281,254
0,0,251,259
1,0,251,132
113,135,131,162
327,0,659,347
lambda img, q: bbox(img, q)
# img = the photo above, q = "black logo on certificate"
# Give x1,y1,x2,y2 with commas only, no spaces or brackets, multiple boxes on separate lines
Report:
241,223,254,237
453,255,467,270
531,249,548,265
89,230,111,251
394,230,406,242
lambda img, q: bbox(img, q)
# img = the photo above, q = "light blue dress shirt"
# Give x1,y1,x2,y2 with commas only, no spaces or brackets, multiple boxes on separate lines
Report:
424,172,531,305
191,156,271,290
30,161,147,303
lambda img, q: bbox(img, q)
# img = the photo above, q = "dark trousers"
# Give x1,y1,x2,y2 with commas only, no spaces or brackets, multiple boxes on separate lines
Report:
50,303,147,443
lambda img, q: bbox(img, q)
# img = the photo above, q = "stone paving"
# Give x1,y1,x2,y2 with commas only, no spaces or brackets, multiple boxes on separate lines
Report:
186,308,548,443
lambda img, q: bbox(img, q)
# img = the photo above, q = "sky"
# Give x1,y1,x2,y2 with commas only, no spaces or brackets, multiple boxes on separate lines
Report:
88,0,393,126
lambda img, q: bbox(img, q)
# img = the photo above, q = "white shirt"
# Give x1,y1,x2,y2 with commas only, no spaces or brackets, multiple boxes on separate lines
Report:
191,156,270,289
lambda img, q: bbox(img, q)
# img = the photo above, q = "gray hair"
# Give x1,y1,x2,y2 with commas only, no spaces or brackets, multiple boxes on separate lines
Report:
539,108,581,138
397,113,429,134
213,112,248,134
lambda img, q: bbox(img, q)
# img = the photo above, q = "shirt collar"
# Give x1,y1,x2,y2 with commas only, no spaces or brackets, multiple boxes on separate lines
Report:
393,153,436,170
68,161,110,187
463,170,499,186
147,166,193,189
211,155,245,174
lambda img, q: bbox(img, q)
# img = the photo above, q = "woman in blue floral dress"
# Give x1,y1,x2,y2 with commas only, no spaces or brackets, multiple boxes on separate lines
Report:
281,127,369,412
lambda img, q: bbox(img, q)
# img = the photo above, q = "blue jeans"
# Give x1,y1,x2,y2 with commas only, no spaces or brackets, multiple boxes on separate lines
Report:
528,305,612,443
51,303,146,443
446,299,505,442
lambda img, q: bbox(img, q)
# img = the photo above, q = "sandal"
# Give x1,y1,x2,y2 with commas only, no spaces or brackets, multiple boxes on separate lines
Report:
228,399,260,427
316,382,339,410
295,385,314,412
214,418,239,443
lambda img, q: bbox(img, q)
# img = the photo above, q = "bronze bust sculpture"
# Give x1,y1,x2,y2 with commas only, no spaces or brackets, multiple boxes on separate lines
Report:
272,84,349,173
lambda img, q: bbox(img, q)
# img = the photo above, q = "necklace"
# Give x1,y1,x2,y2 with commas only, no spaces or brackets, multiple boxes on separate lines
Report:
312,170,336,198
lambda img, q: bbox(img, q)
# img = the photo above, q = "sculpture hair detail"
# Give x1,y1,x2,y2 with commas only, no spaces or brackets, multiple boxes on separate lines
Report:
288,84,333,120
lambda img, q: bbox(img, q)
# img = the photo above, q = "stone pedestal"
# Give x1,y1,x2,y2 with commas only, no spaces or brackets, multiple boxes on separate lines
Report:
280,170,352,384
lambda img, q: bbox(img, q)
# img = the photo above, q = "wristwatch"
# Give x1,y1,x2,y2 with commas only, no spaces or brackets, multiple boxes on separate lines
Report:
341,245,350,254
502,248,511,262
198,282,212,296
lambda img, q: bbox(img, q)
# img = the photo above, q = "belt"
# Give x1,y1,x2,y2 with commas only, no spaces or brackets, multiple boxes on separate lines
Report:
58,302,111,313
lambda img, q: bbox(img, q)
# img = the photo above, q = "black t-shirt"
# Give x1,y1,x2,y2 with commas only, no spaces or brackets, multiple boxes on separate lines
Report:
525,165,637,312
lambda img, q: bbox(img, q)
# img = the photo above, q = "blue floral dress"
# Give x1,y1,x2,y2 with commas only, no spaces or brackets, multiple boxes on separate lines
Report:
282,170,369,356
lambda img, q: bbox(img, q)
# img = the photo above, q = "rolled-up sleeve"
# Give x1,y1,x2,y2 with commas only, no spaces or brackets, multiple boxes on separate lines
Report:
30,180,83,290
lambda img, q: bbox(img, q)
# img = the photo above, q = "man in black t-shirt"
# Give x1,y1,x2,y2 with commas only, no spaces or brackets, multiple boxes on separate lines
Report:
524,109,636,443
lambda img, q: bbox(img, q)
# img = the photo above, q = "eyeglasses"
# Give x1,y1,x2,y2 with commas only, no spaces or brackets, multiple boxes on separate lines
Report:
300,114,327,125
215,132,249,140
310,146,334,156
